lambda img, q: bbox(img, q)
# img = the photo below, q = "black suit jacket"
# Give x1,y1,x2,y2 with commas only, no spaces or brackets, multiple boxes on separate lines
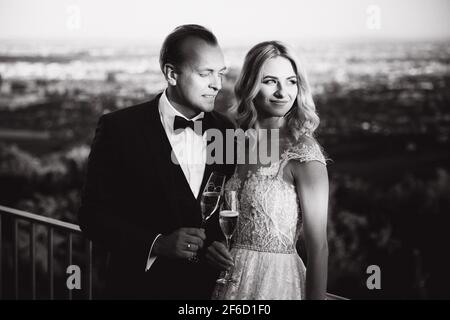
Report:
78,93,235,299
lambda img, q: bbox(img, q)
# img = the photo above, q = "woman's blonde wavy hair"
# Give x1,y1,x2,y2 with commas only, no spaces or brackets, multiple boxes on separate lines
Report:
235,41,319,140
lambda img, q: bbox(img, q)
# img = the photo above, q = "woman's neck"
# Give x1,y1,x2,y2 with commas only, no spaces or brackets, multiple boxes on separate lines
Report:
256,116,284,129
255,116,289,137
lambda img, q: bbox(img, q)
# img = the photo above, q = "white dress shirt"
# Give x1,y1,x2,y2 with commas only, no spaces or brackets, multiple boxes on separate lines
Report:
146,90,207,271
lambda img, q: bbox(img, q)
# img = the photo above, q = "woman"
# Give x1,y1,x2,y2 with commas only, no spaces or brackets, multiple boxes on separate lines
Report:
206,41,329,300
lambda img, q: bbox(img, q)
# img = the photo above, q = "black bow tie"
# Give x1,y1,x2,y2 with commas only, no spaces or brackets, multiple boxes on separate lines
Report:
173,115,205,134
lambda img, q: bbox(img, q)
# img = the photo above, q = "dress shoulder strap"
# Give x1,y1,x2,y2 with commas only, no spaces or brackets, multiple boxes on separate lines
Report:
277,135,328,177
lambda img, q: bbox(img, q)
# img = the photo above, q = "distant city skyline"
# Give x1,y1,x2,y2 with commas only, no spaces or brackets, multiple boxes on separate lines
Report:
0,0,449,46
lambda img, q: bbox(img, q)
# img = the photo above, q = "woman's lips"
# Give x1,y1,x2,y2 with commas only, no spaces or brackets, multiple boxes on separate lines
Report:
270,100,289,105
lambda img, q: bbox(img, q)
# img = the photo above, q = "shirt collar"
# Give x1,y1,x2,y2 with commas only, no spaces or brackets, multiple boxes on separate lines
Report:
159,89,205,132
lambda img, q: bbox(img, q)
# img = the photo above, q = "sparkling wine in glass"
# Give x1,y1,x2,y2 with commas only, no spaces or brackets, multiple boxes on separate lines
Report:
200,172,226,227
200,191,221,224
219,210,239,239
216,191,239,284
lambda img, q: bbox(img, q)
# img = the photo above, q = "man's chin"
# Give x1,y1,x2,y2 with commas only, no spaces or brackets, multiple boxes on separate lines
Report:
196,104,215,113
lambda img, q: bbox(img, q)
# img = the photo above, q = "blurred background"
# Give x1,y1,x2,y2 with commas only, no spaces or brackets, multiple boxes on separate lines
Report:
0,0,449,299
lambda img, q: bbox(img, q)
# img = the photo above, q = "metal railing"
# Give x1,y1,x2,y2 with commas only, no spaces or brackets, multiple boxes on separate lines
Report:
0,205,92,300
326,292,348,300
0,204,347,300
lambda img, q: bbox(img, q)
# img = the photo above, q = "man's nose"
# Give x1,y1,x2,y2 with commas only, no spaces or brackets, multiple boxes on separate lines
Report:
209,74,222,91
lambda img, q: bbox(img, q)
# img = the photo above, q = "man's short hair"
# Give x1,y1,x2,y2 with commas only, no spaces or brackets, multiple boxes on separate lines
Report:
159,24,218,72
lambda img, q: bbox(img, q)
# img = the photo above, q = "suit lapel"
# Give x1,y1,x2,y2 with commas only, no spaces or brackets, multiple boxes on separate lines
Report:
198,112,220,200
141,94,202,227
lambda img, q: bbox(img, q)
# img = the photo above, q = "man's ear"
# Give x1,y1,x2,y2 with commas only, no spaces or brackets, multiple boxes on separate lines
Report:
163,63,178,86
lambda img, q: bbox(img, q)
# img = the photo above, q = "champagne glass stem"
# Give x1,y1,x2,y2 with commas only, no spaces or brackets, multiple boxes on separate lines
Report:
223,236,232,280
225,236,230,250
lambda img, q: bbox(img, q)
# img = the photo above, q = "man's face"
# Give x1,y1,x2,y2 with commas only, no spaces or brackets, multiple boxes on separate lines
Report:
172,38,226,115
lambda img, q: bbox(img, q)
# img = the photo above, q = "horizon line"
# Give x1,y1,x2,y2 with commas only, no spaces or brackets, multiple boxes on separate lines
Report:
1,35,449,46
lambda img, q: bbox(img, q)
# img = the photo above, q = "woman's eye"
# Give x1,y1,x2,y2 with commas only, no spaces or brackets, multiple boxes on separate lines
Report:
289,80,298,85
199,72,210,77
263,79,276,85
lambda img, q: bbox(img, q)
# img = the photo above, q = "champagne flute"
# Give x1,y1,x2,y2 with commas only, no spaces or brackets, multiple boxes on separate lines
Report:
216,190,239,284
190,172,226,262
200,172,226,227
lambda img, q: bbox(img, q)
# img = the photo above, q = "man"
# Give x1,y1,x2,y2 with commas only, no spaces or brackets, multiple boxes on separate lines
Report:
78,25,234,299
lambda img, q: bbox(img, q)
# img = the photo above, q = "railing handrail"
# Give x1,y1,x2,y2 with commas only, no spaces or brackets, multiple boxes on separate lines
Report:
0,204,81,233
326,292,349,300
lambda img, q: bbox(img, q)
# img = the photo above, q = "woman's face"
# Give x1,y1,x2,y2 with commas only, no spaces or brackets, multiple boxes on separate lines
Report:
253,56,299,118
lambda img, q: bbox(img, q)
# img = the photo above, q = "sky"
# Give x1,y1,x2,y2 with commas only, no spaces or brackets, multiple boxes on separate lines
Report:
0,0,449,45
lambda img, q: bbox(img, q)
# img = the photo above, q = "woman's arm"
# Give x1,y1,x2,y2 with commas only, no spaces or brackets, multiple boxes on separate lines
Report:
292,159,329,300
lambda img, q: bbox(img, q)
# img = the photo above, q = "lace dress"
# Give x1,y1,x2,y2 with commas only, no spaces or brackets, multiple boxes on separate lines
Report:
212,138,326,300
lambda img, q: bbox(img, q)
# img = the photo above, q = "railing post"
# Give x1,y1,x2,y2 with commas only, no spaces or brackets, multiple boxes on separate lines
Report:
67,233,73,300
0,215,2,300
86,240,93,300
13,219,18,300
48,226,54,300
30,222,36,300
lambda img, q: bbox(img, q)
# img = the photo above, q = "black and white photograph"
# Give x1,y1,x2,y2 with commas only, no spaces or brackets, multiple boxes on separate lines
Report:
0,0,449,302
